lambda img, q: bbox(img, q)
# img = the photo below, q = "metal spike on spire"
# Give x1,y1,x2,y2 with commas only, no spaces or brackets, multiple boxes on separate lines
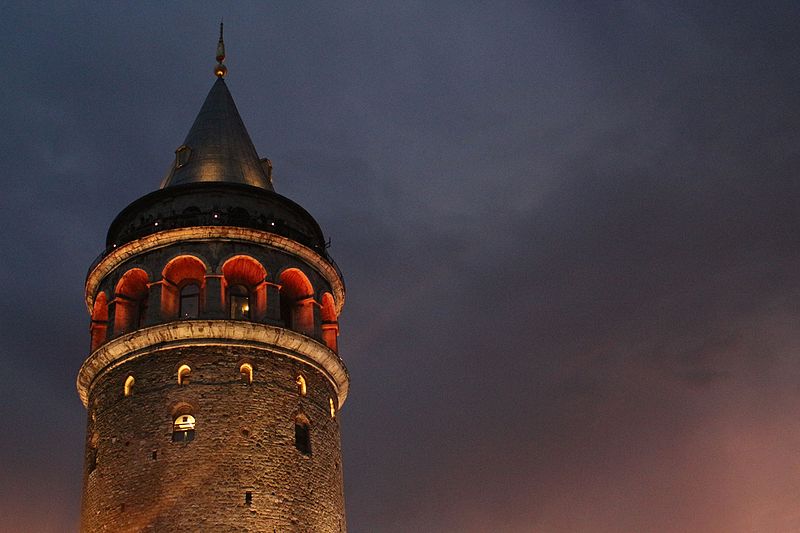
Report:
214,20,227,78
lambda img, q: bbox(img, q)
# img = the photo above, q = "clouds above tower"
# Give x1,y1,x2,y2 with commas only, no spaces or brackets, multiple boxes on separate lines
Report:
1,2,800,532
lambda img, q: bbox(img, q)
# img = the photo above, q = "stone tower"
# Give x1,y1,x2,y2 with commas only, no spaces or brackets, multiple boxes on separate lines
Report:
77,30,348,532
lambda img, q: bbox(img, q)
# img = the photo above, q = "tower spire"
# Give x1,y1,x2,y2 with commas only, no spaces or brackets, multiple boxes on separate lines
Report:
214,20,227,78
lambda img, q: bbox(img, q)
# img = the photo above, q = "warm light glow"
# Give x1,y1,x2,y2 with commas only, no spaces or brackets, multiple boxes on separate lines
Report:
113,268,149,334
240,363,253,384
90,292,109,352
162,255,206,320
177,364,191,385
321,292,339,352
296,374,307,396
85,226,345,316
329,397,336,418
124,375,135,397
280,269,315,335
222,256,266,321
172,414,196,442
174,414,196,431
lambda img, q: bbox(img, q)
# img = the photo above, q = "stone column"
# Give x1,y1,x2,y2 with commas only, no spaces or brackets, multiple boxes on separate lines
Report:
204,274,225,318
144,282,165,325
265,282,282,323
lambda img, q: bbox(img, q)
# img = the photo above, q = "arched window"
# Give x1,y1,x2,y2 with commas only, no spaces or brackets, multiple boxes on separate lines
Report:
124,375,135,397
177,364,191,385
161,255,206,320
279,269,315,335
296,375,307,396
229,284,250,320
295,414,311,455
172,414,196,442
222,256,267,321
321,293,339,352
240,363,253,384
90,292,109,351
329,397,336,419
113,269,149,335
179,283,200,319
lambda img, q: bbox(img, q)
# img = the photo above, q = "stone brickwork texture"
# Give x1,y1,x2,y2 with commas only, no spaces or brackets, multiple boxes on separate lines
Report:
81,345,345,532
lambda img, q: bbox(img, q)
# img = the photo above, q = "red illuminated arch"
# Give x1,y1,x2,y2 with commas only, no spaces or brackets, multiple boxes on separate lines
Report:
320,292,338,352
90,292,109,351
221,256,267,320
161,255,207,319
113,269,149,334
279,268,315,336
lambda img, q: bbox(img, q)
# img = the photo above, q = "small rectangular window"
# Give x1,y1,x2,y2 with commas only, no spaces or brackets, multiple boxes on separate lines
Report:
245,491,252,505
295,423,311,455
88,448,98,473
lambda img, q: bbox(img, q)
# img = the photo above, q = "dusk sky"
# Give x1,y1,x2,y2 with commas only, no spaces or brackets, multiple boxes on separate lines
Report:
2,2,800,532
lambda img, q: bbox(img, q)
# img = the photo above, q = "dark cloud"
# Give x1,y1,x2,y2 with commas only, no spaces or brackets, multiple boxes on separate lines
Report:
2,2,800,532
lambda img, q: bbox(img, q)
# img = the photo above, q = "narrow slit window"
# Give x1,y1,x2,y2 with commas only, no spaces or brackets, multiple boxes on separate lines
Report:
295,415,311,455
172,414,196,442
296,375,307,396
245,491,252,505
240,363,253,384
177,364,191,385
88,447,98,473
329,398,336,419
179,283,200,319
124,375,135,397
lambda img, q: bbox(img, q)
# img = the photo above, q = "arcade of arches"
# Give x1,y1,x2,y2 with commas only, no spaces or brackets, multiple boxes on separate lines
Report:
89,254,339,353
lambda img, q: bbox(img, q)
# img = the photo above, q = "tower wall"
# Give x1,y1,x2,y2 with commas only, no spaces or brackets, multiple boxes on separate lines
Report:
78,66,350,532
79,227,348,532
81,345,345,532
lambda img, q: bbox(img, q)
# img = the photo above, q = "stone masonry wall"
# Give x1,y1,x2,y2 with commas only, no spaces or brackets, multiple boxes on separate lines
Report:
80,345,346,532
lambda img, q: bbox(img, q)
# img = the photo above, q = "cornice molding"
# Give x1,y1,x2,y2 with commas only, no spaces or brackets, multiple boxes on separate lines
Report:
85,226,345,314
77,320,349,408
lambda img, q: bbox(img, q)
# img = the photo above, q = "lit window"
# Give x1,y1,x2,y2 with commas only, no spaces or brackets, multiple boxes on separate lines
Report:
179,283,200,319
295,415,311,455
124,375,135,397
114,268,149,335
240,363,253,384
296,375,307,396
229,284,250,320
177,364,191,385
172,414,196,442
329,398,336,419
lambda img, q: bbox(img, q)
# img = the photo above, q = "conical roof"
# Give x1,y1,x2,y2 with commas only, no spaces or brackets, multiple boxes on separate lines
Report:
161,77,273,190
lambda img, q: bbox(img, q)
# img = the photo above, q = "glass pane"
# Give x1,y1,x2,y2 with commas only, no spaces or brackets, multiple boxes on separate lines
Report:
229,285,250,320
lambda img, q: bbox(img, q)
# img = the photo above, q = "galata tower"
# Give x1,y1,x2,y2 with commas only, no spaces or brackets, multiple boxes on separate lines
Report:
77,27,349,532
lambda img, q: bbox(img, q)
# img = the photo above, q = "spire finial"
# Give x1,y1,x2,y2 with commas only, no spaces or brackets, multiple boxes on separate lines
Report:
214,20,227,78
